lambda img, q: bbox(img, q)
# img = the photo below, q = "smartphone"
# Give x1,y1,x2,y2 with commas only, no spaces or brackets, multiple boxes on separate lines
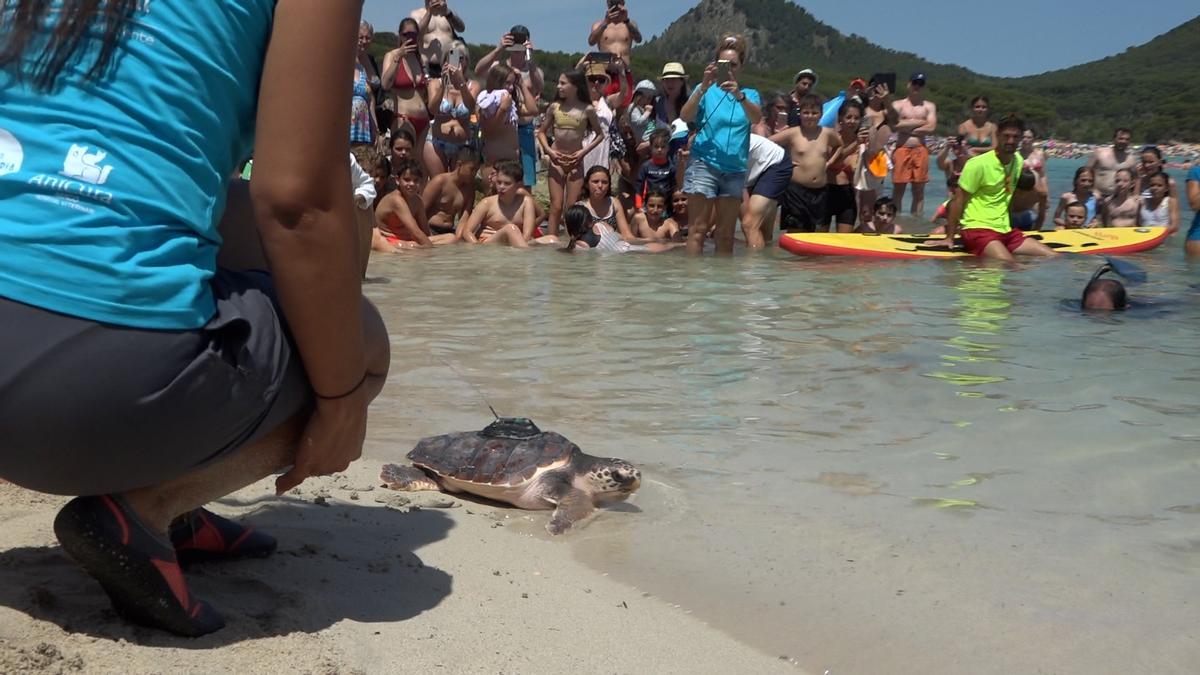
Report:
608,0,622,8
587,51,615,64
506,43,526,53
448,50,461,68
716,59,732,83
869,72,897,95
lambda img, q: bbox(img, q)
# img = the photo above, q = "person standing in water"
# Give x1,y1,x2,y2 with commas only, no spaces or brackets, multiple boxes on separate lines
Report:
1186,164,1200,256
0,0,389,636
937,115,1056,261
891,72,938,217
957,96,997,158
1085,128,1137,199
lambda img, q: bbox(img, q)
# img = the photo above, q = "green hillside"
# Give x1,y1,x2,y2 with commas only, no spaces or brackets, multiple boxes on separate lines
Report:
369,1,1200,143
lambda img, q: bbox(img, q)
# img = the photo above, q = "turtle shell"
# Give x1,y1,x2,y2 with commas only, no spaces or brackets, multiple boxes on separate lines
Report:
406,425,579,487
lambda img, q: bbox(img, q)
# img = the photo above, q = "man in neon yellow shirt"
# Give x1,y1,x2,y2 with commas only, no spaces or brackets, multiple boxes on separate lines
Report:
939,115,1056,260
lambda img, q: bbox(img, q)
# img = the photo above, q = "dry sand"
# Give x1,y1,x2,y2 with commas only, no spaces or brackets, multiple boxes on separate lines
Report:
0,466,798,675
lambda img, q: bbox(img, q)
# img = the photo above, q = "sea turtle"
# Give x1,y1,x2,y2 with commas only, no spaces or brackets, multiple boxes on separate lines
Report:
380,418,641,534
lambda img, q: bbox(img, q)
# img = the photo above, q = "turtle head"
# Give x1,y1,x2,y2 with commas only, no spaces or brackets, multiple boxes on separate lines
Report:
586,459,642,502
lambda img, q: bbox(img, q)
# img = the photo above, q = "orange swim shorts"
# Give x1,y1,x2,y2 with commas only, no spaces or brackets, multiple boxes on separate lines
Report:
892,144,930,185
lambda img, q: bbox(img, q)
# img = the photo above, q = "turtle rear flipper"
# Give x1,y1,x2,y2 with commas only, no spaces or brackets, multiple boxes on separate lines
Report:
546,488,595,535
381,464,441,492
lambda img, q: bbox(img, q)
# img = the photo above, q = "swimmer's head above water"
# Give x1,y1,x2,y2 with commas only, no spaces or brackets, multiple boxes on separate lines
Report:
1081,258,1145,311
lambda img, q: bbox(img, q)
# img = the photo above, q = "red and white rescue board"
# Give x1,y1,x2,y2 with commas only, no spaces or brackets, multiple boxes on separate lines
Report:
779,227,1170,259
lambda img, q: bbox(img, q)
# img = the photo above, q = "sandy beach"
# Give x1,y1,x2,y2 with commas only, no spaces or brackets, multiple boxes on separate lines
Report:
0,451,798,674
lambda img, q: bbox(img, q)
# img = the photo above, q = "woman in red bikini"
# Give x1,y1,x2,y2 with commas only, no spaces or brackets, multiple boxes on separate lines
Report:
381,17,433,161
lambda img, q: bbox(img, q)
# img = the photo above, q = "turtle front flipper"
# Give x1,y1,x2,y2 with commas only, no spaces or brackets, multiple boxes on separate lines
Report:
546,488,595,535
380,464,441,492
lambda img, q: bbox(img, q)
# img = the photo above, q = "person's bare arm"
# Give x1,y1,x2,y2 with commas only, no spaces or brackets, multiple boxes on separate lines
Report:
579,106,606,158
627,20,643,43
587,19,606,47
457,198,487,243
1188,178,1200,212
1167,192,1181,236
249,0,370,492
1035,188,1048,231
1085,150,1100,174
614,200,636,240
380,49,401,91
605,59,629,110
915,101,938,135
475,35,508,78
941,187,967,243
519,196,537,240
421,174,444,215
936,141,952,172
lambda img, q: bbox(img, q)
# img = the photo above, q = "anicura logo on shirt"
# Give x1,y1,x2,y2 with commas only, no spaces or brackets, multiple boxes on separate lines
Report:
0,128,23,176
26,144,117,207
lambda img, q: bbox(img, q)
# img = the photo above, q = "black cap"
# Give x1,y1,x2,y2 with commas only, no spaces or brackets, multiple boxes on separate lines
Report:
910,72,927,84
509,25,530,42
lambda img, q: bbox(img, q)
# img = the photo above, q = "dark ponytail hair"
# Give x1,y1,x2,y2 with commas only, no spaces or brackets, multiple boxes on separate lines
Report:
562,204,592,252
1,0,138,91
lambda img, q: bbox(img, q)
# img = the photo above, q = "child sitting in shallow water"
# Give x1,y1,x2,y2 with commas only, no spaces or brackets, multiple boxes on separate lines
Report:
631,190,678,241
562,204,681,253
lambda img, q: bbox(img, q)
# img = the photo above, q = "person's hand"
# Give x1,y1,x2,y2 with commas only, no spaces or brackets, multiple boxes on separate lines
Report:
720,79,741,95
606,6,622,23
499,33,514,50
701,62,718,90
446,63,465,86
402,40,418,57
275,388,369,494
612,56,626,74
857,127,871,145
429,0,448,15
928,237,957,249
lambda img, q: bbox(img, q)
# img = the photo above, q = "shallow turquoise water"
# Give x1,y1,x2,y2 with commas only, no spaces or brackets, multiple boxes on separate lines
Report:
362,161,1199,673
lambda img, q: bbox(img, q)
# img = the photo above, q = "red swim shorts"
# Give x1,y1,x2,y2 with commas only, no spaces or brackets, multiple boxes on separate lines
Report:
892,144,930,185
960,228,1027,256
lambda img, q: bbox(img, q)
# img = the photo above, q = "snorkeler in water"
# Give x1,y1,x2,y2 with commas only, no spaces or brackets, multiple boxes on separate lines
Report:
1080,258,1146,311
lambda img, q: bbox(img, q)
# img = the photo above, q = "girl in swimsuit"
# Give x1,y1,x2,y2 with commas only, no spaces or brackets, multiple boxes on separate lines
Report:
577,166,638,241
825,100,865,232
426,43,475,174
1054,166,1101,229
957,96,997,158
538,70,606,237
381,19,433,157
1101,169,1140,228
478,64,535,170
1138,171,1179,234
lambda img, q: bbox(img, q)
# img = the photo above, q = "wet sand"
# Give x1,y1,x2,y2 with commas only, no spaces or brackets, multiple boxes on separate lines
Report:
0,459,798,674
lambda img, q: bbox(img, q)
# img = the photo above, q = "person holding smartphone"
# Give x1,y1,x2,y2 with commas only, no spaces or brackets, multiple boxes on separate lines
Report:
589,0,641,107
679,33,762,256
409,0,465,74
475,26,545,189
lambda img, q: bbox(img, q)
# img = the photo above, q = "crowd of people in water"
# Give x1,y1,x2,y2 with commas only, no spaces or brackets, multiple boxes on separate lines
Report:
2,0,1199,643
338,0,1200,261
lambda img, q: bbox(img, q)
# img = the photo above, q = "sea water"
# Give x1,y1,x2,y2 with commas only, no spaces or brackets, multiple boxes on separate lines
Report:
362,158,1198,674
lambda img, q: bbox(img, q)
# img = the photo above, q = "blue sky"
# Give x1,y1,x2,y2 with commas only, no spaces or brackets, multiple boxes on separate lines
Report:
363,0,1197,77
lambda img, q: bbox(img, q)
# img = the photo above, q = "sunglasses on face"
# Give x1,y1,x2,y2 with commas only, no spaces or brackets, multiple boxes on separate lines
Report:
588,76,609,84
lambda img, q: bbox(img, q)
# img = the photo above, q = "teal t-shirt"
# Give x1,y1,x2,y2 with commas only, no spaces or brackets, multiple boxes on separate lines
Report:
691,85,760,174
0,1,274,329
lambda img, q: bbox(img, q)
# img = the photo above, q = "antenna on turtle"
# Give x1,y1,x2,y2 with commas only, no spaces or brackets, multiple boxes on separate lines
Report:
436,356,503,419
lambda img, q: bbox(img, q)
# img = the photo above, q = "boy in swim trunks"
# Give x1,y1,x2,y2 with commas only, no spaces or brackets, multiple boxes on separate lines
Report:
770,93,841,232
422,146,481,235
456,159,538,247
937,115,1056,261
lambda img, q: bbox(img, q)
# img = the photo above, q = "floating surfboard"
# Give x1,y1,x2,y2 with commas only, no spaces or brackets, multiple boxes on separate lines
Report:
778,227,1171,259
